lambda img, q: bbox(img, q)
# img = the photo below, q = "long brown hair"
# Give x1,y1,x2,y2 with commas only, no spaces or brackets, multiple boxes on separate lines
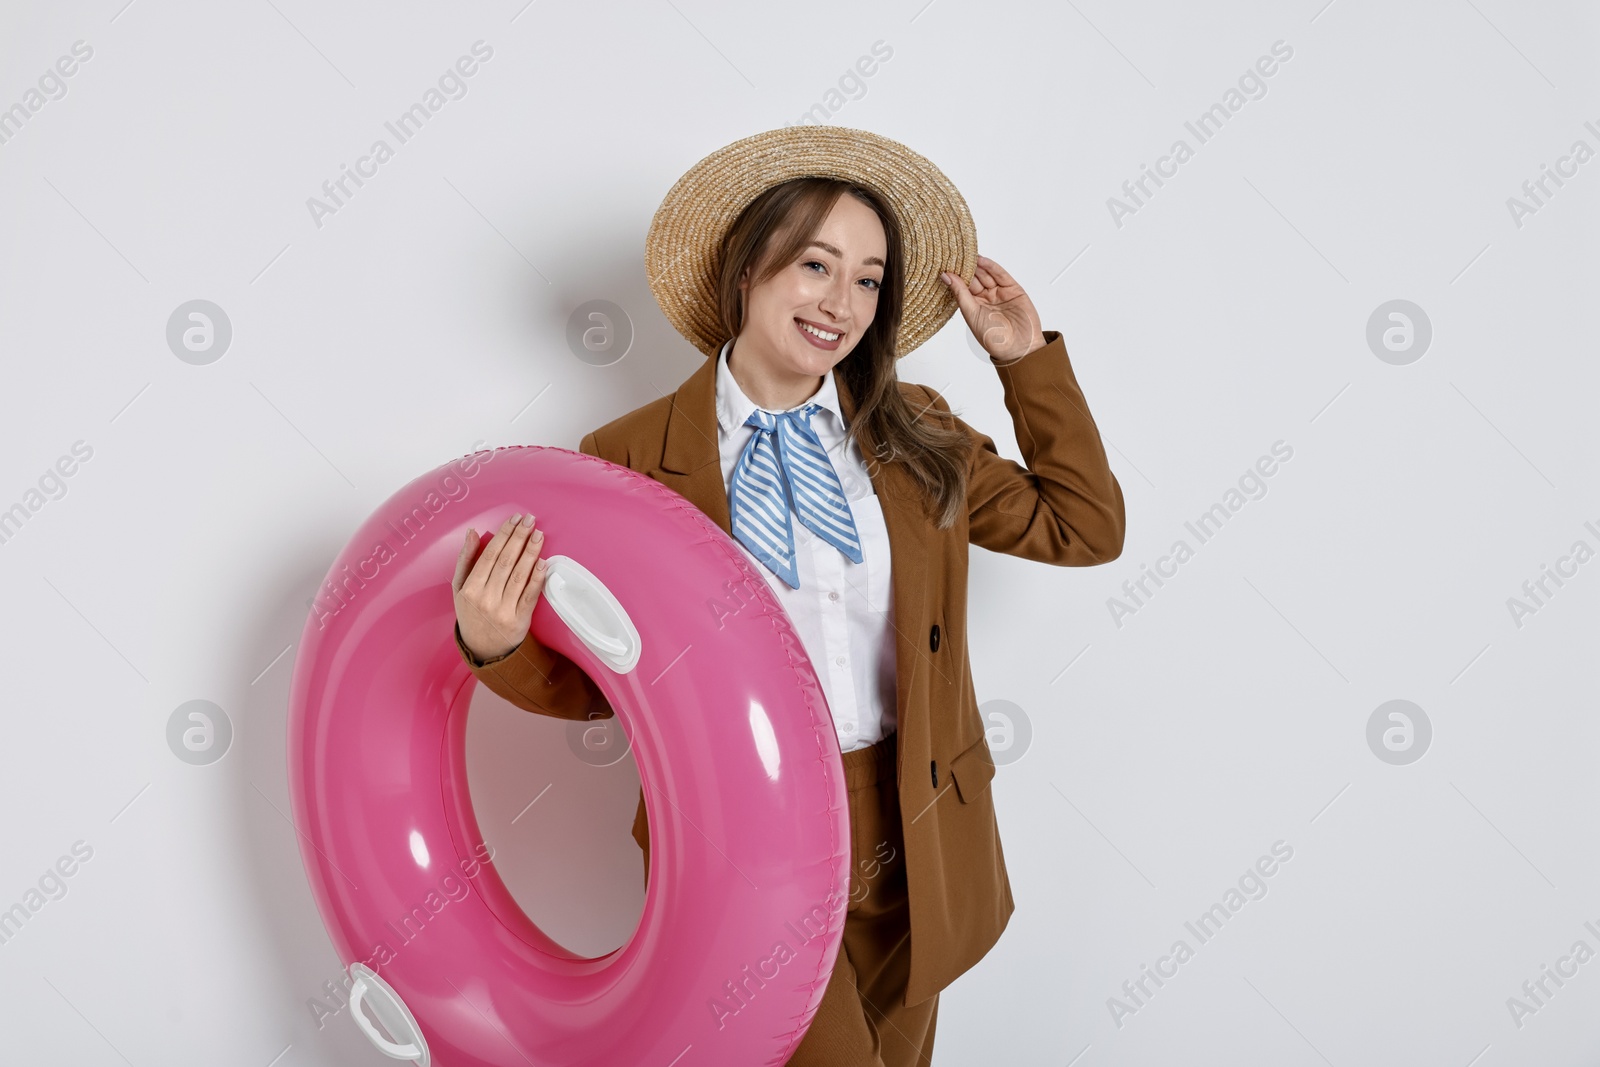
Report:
714,177,972,530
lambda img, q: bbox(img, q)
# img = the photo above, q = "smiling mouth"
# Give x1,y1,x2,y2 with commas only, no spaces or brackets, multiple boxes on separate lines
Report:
795,318,843,348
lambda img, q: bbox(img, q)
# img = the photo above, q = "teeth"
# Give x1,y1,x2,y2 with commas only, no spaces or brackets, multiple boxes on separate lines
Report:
798,321,841,341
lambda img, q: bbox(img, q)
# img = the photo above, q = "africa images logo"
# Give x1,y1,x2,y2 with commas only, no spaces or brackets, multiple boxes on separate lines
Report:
305,41,495,230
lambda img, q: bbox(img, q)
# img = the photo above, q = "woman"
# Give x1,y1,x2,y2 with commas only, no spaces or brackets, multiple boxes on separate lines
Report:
451,126,1125,1066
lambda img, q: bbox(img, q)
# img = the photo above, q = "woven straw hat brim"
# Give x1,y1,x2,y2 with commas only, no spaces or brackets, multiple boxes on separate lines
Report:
645,125,977,360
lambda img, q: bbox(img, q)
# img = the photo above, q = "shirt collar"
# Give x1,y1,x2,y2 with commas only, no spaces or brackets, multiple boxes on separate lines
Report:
715,336,845,434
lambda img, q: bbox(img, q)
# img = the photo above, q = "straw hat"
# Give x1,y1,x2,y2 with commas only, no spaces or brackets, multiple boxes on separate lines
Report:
645,125,977,360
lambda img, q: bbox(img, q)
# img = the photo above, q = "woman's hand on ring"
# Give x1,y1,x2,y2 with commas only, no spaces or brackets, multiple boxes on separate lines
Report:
452,512,548,662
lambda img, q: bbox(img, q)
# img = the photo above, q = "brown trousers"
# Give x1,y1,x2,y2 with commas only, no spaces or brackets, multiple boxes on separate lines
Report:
643,731,938,1066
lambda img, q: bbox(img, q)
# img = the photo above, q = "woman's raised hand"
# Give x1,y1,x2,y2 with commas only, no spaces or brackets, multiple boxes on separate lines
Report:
452,513,549,663
940,253,1048,363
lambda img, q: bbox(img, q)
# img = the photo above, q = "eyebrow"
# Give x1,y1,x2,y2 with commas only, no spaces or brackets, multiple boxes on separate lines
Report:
808,240,884,269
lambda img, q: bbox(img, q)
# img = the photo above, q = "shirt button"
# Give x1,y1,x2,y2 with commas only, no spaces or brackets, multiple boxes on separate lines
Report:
835,655,846,666
829,591,840,601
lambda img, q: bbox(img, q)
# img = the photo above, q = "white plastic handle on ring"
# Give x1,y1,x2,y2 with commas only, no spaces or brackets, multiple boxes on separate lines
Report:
348,963,430,1065
540,554,642,673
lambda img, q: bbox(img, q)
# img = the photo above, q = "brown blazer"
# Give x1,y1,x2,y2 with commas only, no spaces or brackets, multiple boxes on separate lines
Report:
455,329,1125,1006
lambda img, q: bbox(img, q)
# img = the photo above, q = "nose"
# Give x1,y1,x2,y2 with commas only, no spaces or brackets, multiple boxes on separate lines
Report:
816,275,849,324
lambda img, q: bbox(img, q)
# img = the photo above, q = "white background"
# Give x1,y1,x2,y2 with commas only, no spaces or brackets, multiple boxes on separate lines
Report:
1,1,1596,1064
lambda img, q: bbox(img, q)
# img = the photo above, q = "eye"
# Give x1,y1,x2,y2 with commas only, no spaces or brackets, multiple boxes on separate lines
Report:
804,260,881,292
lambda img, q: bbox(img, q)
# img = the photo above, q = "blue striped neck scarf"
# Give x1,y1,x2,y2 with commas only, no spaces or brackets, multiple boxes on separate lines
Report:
729,403,863,589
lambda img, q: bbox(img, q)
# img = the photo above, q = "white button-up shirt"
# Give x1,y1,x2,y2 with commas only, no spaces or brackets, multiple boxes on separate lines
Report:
714,338,898,753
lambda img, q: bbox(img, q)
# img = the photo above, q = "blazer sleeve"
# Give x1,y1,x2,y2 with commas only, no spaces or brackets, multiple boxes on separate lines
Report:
453,431,616,722
924,329,1126,566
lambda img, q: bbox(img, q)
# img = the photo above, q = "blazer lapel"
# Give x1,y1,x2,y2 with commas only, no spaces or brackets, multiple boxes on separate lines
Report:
652,355,731,534
836,370,927,783
650,357,926,774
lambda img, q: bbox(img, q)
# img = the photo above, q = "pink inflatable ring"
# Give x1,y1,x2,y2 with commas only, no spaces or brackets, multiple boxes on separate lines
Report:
287,445,851,1066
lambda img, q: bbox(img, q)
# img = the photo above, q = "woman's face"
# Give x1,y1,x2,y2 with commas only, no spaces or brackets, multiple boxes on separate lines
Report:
737,193,887,380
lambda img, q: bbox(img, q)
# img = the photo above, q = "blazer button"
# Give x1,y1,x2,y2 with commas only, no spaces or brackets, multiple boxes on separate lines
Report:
929,624,940,652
